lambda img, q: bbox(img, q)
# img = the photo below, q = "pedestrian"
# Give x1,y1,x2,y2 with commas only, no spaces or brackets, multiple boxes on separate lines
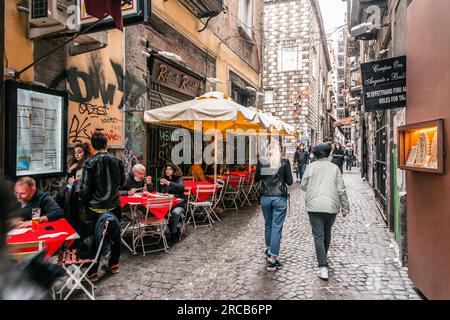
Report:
293,143,309,182
255,139,293,271
65,142,91,243
300,143,350,280
79,131,125,282
344,144,354,172
331,143,345,174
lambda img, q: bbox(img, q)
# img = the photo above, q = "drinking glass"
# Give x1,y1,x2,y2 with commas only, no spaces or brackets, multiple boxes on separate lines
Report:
31,208,41,232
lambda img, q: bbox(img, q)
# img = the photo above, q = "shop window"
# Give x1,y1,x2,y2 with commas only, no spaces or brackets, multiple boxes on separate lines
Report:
238,0,253,39
279,45,299,71
264,90,274,104
398,119,444,174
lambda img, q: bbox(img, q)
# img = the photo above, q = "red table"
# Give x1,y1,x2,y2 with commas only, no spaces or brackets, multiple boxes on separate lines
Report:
120,193,180,220
184,181,219,201
6,219,78,259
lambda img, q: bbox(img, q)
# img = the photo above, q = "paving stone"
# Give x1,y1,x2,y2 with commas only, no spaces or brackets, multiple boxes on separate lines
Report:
74,169,422,300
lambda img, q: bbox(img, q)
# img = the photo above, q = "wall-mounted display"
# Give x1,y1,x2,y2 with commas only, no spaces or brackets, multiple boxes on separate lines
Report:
5,80,68,180
398,119,444,173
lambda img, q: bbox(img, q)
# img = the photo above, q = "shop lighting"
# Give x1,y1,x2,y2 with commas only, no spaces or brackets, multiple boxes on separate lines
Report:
206,77,223,84
158,51,184,64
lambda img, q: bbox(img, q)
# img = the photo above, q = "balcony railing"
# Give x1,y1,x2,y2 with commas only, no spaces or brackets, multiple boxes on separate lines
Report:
178,0,224,19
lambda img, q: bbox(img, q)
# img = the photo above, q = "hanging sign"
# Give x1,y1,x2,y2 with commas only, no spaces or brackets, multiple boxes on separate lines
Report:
361,55,406,111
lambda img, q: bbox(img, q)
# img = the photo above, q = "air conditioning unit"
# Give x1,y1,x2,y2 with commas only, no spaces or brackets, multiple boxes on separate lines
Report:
29,0,77,39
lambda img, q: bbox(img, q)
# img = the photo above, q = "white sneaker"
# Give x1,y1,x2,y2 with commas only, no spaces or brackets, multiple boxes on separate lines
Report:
317,267,329,280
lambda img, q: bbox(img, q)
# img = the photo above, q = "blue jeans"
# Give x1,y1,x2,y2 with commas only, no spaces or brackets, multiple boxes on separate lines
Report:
261,196,287,257
297,164,307,181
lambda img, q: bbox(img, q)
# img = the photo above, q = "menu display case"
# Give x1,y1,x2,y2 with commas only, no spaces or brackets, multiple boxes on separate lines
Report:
398,119,444,173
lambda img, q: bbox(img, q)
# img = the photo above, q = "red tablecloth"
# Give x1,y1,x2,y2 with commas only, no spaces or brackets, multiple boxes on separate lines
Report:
184,181,219,201
120,193,180,220
228,171,250,178
6,219,78,259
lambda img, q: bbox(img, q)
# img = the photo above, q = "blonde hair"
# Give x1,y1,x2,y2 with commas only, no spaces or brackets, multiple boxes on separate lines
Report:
268,139,281,170
16,177,36,189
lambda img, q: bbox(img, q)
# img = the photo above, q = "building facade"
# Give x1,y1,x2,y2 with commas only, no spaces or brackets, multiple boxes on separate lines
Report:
1,0,264,193
263,0,331,148
347,0,409,265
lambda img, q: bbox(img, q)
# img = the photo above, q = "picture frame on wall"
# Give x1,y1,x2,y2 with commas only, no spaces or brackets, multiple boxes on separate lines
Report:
4,80,68,180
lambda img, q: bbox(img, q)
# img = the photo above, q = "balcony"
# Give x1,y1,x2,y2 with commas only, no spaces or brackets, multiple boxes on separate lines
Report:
178,0,224,19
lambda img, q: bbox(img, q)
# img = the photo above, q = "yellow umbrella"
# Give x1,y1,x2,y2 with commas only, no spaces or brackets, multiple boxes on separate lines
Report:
144,92,267,183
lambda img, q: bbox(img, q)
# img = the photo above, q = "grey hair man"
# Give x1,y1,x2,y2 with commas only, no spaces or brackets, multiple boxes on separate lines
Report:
120,163,154,196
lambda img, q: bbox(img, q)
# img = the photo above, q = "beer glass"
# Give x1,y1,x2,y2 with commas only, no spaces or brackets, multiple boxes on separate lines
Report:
31,208,41,232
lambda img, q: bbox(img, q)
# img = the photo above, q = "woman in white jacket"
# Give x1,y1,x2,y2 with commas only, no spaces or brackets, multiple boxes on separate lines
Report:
300,143,350,280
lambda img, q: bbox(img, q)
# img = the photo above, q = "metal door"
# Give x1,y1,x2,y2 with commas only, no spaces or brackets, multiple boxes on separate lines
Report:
374,111,387,220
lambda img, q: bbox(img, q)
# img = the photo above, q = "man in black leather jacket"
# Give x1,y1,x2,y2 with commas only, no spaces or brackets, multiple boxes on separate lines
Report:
254,141,293,272
79,131,125,281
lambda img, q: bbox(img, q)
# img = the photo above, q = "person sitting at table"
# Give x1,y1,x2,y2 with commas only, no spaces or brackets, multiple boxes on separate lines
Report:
160,163,185,243
119,164,154,196
8,177,64,229
189,163,206,182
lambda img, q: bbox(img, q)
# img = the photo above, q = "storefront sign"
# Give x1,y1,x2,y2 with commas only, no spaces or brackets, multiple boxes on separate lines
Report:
152,59,202,97
5,80,68,180
361,55,406,111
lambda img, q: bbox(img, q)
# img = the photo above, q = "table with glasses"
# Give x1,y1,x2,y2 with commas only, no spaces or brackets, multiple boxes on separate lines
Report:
6,218,79,260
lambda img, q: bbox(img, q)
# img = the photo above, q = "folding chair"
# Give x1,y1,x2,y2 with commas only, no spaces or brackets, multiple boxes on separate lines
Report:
187,184,218,228
7,240,44,262
179,187,192,240
55,221,109,300
134,196,173,256
222,176,243,211
240,173,255,207
120,202,143,255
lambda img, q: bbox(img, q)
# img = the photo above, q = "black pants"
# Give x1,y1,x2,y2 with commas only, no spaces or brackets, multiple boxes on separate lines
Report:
345,157,353,171
87,207,121,275
308,212,336,267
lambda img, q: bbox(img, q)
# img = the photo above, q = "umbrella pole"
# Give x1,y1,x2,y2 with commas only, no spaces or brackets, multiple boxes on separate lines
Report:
214,123,218,185
249,134,252,173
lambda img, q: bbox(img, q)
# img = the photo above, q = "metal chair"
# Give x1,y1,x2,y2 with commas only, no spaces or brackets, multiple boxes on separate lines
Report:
7,240,44,262
55,221,109,300
134,195,174,256
187,184,218,228
179,187,192,240
222,175,243,211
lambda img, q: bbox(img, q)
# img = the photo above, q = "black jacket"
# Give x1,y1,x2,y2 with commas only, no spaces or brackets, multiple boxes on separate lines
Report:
160,176,185,208
79,152,125,210
119,172,154,196
332,148,345,166
294,149,310,165
12,189,64,222
255,158,293,197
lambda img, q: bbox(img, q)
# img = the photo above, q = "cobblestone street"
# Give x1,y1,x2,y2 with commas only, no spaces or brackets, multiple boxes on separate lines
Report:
80,169,421,300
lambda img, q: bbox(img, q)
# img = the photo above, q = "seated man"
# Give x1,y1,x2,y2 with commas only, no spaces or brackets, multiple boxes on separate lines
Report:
8,177,64,228
189,164,206,181
119,164,154,196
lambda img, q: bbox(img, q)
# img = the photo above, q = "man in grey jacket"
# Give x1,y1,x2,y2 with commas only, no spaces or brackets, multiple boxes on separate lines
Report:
300,143,350,280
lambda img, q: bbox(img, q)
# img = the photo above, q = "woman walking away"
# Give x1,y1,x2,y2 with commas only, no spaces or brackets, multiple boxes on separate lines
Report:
300,143,349,280
255,140,293,271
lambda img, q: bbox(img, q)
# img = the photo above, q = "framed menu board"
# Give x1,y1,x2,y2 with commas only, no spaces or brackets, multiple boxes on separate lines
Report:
5,80,68,180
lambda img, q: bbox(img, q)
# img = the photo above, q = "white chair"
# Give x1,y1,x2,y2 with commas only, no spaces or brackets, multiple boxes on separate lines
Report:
55,221,109,300
222,176,243,211
134,196,173,255
179,187,192,240
188,184,218,228
240,173,255,207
